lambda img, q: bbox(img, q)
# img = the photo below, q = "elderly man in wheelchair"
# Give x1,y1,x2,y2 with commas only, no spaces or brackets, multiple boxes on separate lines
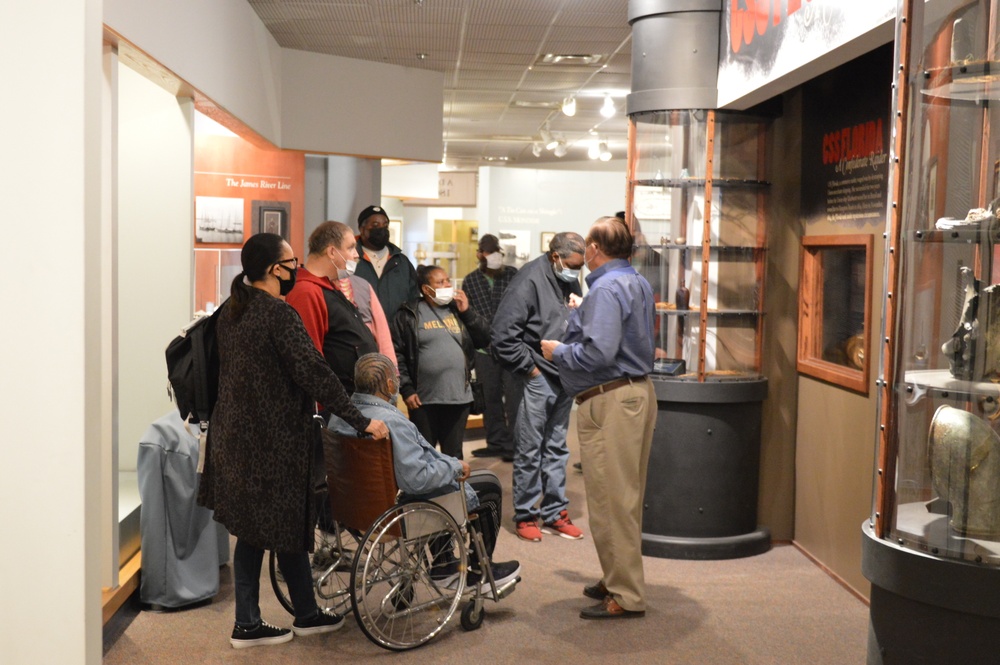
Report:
315,352,520,649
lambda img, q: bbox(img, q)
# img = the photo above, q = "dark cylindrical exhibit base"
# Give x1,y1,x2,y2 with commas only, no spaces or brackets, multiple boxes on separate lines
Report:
862,521,1000,664
642,377,770,559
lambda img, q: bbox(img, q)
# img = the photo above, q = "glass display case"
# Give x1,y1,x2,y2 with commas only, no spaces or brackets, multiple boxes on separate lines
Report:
628,109,771,560
878,0,1000,565
626,110,769,381
864,0,1000,660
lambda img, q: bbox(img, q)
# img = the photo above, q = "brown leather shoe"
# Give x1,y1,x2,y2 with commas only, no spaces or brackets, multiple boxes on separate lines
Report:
580,596,645,620
582,580,608,600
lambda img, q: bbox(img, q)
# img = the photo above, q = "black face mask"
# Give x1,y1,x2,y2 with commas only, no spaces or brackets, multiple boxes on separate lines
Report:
277,264,297,296
367,227,390,250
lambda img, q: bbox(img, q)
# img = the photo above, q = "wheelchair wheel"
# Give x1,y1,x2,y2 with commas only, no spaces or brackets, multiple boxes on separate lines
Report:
351,502,467,650
269,522,360,617
460,601,485,631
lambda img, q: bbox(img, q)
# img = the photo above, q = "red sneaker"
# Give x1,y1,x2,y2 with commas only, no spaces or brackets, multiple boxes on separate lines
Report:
542,510,584,540
516,520,543,542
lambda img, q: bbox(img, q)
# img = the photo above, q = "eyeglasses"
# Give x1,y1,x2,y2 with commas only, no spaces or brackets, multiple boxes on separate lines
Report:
276,257,299,270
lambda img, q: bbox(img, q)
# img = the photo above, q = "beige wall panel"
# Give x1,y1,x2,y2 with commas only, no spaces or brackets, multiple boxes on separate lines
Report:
759,92,803,541
793,201,885,599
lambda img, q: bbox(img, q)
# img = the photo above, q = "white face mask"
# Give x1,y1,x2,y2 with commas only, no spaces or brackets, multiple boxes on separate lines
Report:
429,286,454,306
485,252,504,270
333,247,357,278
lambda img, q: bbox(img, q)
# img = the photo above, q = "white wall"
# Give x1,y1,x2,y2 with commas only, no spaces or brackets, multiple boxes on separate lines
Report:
281,50,443,161
116,64,194,472
479,166,628,257
326,156,382,231
104,0,283,141
104,0,444,162
0,0,104,661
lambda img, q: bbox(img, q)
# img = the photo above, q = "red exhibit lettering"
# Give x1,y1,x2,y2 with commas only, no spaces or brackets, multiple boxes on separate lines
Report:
730,0,810,54
822,119,885,165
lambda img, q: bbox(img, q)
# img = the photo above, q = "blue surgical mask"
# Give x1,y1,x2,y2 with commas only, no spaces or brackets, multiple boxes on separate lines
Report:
555,257,580,283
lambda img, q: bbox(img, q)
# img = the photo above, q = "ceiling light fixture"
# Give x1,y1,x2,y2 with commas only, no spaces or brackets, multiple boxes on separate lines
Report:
588,142,601,160
554,142,568,157
532,142,542,157
562,97,577,117
600,94,616,118
599,141,612,161
541,127,559,151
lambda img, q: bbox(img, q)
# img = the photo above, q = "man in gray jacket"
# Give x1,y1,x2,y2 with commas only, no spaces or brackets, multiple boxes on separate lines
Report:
490,232,586,542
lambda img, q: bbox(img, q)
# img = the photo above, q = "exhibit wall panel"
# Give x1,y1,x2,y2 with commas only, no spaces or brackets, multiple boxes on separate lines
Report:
477,166,627,261
117,64,194,473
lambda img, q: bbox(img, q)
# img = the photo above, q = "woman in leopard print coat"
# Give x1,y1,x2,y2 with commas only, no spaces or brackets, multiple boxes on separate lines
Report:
198,233,387,643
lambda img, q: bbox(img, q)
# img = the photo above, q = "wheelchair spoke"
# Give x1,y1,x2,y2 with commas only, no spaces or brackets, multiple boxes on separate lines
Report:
351,502,467,650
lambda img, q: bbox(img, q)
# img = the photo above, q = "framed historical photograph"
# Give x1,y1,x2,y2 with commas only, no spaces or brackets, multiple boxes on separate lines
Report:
195,196,245,244
251,200,291,241
540,231,556,252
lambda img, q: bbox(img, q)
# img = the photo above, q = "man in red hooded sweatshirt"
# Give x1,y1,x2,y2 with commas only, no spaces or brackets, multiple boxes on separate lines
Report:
286,221,396,397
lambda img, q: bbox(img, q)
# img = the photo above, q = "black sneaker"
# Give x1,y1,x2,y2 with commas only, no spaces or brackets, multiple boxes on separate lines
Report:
471,447,505,458
292,609,345,636
467,560,521,591
230,620,293,649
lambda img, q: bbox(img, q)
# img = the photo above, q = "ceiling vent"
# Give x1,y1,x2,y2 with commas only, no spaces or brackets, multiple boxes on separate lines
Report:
536,53,605,67
512,100,560,109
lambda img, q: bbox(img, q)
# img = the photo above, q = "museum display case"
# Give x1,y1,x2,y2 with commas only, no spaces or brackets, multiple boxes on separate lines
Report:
627,110,768,381
864,0,1000,660
626,109,771,559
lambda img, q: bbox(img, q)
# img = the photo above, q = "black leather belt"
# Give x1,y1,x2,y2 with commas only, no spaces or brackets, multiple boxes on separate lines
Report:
574,376,647,405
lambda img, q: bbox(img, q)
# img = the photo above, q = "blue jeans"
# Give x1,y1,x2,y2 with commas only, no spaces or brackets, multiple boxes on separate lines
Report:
512,373,572,524
234,539,318,627
475,352,522,454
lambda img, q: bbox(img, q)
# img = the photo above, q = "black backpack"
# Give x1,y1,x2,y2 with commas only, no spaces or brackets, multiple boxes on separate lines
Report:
165,304,223,425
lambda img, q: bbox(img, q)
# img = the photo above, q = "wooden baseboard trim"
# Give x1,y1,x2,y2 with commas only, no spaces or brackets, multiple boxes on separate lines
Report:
101,551,142,626
791,540,870,607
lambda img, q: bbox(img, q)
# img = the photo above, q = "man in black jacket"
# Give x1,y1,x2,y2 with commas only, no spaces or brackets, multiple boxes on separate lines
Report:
491,232,586,542
353,205,419,322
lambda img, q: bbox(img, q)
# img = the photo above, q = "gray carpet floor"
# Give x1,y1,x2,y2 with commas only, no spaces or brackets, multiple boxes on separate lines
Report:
104,421,869,664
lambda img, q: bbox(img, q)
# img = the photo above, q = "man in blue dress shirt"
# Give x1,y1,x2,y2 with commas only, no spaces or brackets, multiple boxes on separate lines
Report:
541,216,656,620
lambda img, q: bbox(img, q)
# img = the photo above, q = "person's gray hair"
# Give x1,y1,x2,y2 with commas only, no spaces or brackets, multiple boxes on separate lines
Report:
549,231,585,258
355,353,397,397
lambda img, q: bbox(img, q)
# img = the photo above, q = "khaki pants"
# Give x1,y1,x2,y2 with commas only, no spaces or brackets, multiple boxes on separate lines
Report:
577,377,656,611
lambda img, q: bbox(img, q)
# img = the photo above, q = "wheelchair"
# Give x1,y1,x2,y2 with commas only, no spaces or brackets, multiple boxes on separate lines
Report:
269,431,519,650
